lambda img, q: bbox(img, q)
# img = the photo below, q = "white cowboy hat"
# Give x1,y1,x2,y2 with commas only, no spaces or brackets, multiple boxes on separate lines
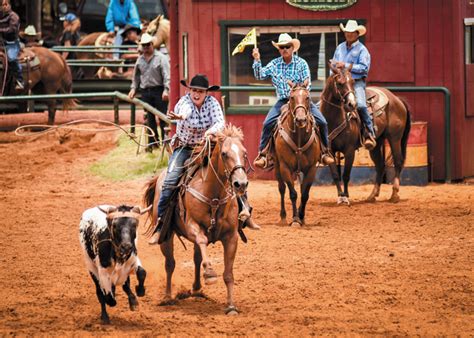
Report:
339,20,366,36
139,33,153,45
271,33,300,52
21,25,40,37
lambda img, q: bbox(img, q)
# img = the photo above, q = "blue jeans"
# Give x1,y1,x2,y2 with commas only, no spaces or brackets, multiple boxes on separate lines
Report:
5,40,22,82
354,79,375,135
113,28,124,60
258,99,329,151
157,146,193,218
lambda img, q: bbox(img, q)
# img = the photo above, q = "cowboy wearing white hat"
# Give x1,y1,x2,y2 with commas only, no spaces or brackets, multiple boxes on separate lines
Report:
331,20,376,150
20,25,43,47
251,33,334,169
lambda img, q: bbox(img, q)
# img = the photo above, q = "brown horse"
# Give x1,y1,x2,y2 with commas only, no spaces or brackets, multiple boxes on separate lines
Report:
2,47,75,124
274,81,321,226
143,125,249,315
320,65,411,204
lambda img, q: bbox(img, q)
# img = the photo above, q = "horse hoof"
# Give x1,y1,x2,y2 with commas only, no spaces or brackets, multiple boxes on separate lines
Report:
192,289,207,298
389,195,400,203
129,303,138,311
366,196,376,203
225,306,240,315
337,196,344,205
278,218,287,226
159,297,177,306
135,285,145,297
342,196,350,205
176,290,192,300
204,276,218,285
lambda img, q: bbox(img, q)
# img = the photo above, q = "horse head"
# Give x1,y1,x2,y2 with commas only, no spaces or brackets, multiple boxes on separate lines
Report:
328,63,357,111
288,79,311,129
215,125,248,196
146,14,170,49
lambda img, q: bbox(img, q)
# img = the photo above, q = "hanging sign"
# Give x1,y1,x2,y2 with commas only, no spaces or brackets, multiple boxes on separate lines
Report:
286,0,358,11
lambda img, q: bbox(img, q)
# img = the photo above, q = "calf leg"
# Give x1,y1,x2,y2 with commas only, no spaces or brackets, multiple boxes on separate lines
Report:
90,272,111,324
122,276,139,310
135,265,146,297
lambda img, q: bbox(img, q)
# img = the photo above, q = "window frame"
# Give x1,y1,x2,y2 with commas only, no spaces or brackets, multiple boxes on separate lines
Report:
219,19,366,115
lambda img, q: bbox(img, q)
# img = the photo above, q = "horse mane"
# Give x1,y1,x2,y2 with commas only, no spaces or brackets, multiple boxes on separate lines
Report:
216,124,244,143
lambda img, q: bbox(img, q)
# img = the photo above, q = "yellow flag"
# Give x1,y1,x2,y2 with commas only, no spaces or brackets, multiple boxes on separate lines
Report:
231,28,257,56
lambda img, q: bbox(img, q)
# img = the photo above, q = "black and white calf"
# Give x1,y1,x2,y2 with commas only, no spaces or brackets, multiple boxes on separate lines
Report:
79,204,150,324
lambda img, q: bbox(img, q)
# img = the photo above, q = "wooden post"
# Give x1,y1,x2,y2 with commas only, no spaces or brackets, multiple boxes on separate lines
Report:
113,97,119,124
130,103,136,134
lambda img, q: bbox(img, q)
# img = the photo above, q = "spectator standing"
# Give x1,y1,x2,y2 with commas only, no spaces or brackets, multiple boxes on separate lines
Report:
128,33,170,151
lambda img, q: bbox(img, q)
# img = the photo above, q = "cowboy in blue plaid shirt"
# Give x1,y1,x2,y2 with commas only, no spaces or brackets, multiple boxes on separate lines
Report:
252,33,334,169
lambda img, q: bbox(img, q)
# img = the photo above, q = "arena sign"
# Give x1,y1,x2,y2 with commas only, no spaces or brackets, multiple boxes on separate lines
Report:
286,0,357,11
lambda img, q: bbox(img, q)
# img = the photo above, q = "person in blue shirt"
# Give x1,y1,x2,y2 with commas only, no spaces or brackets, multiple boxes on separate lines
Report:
105,0,141,59
331,20,375,150
252,33,334,169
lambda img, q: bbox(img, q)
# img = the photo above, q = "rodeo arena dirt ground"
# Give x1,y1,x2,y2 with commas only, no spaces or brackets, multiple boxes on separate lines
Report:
0,111,473,336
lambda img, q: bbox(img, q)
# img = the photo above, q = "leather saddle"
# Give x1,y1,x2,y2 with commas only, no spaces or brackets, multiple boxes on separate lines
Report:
366,87,389,118
18,48,40,72
94,33,114,58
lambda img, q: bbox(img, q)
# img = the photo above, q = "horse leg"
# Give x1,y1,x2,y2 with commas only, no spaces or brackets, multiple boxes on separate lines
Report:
298,166,317,224
388,138,404,203
47,99,57,125
192,243,204,295
367,140,385,202
280,166,300,226
122,276,139,311
341,150,355,205
328,162,344,204
159,235,177,305
192,224,217,285
275,169,287,225
222,234,239,315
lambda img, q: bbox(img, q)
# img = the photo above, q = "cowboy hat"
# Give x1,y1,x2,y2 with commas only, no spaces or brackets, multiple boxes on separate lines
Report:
20,25,40,38
339,20,366,36
139,33,153,45
121,24,141,38
180,74,220,91
60,13,78,22
271,33,300,52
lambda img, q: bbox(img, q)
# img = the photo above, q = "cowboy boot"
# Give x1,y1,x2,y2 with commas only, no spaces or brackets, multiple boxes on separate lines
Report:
320,144,335,165
148,217,163,245
243,216,261,230
238,197,260,230
253,152,268,169
363,128,376,150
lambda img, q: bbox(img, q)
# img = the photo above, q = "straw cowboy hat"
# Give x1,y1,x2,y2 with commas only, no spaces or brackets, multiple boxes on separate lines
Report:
339,20,366,36
20,25,40,38
180,74,220,91
139,33,153,45
271,33,300,52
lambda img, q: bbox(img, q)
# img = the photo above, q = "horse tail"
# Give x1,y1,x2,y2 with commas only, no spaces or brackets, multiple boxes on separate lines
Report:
400,99,412,164
143,175,158,234
59,57,77,111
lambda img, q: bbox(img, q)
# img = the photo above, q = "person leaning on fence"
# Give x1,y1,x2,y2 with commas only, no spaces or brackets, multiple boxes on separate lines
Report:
128,33,170,152
252,33,334,169
0,0,23,90
148,74,260,245
105,0,141,59
331,20,376,150
19,25,42,47
59,13,81,60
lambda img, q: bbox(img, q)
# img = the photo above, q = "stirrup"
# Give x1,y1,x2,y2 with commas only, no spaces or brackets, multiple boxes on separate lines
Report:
321,153,335,165
253,155,267,169
363,135,376,150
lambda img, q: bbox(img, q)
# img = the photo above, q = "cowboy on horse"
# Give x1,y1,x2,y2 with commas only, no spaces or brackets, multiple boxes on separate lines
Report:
252,33,335,169
148,74,260,244
331,20,376,150
0,0,23,90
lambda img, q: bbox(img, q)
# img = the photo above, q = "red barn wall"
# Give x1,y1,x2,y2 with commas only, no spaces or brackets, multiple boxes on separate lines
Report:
173,0,474,181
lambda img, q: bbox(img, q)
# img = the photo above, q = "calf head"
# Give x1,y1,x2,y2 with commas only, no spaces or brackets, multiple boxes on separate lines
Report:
99,205,151,261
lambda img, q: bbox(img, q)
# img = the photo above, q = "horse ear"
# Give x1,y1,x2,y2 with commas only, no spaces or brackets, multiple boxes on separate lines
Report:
328,61,339,74
303,78,309,88
287,80,295,89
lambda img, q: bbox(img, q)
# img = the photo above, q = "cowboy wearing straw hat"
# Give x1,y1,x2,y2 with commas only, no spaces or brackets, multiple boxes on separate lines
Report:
19,25,42,47
331,20,376,150
252,33,335,169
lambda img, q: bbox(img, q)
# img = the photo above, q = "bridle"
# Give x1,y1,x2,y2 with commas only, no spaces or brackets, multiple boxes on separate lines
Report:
322,72,355,109
288,86,312,133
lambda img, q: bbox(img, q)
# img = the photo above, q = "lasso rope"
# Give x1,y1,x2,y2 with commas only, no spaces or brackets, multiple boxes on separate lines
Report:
14,118,164,150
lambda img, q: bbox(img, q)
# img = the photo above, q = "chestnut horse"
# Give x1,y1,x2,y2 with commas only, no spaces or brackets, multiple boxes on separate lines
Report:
274,81,321,226
0,47,75,123
143,125,249,315
320,65,411,204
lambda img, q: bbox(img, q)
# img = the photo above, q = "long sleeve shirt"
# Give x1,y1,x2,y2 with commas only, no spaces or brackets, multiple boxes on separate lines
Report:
105,0,140,32
333,40,371,80
174,94,225,146
0,10,19,41
131,50,170,91
252,54,311,100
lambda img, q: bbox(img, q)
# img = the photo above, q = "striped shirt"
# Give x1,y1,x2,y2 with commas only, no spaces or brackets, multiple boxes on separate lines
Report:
174,94,225,146
131,50,170,91
252,54,311,100
333,40,371,80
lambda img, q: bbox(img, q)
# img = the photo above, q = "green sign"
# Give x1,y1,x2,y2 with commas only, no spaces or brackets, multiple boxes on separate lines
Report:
286,0,358,11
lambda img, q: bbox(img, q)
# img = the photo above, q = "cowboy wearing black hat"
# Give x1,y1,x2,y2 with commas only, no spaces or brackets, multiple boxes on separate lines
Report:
148,74,260,244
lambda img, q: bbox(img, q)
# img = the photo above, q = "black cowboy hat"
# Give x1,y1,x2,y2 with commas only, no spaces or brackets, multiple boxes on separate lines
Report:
121,24,142,38
180,74,220,91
